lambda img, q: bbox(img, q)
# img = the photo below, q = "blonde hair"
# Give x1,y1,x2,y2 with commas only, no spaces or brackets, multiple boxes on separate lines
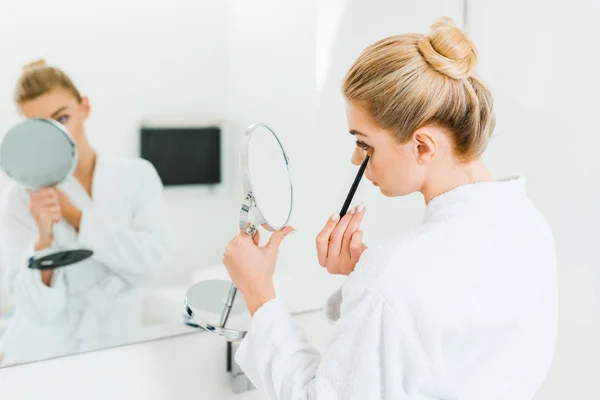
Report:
343,17,495,161
15,58,82,105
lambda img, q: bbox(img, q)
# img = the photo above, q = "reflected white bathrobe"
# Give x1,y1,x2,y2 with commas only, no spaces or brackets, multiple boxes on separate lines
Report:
0,155,170,366
236,176,557,400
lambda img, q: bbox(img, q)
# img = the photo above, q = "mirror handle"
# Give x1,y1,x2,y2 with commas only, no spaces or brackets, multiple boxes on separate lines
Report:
239,192,254,230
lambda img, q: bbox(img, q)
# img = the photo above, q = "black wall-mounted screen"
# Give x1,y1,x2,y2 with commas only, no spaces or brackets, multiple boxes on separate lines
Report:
140,125,221,186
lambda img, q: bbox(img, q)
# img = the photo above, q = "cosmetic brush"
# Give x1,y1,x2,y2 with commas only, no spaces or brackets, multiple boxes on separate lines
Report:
339,147,373,218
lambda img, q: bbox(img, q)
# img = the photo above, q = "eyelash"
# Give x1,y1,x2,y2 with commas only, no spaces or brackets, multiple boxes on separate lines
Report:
56,115,69,124
356,140,371,151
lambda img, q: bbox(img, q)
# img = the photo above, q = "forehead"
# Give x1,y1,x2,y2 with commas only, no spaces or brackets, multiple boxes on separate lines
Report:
20,87,77,118
345,100,374,128
345,100,392,140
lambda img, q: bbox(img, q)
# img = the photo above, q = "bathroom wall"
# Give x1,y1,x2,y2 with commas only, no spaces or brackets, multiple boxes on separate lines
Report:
316,0,600,398
468,1,600,398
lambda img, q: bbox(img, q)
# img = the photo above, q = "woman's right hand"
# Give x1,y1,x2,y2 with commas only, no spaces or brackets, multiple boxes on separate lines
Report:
316,203,368,275
29,188,62,249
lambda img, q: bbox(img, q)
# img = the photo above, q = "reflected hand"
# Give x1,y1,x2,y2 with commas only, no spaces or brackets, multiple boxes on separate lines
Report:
316,203,367,275
29,188,62,249
223,225,295,315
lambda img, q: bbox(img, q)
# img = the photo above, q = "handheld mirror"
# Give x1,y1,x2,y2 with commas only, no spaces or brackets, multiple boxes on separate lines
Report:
184,123,293,340
0,118,94,269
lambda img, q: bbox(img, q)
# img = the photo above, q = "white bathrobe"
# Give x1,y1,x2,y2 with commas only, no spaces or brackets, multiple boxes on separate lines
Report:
236,176,557,400
0,155,170,366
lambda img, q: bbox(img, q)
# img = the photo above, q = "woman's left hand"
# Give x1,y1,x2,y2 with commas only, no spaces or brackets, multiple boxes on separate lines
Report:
223,226,296,316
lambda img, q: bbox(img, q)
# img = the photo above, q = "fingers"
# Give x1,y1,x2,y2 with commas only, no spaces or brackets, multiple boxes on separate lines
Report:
29,189,60,213
327,210,355,259
30,188,58,202
33,207,61,224
316,212,340,266
224,231,250,267
31,187,56,195
236,227,254,245
341,203,366,256
46,209,62,223
35,198,61,208
349,230,364,263
266,226,296,253
347,203,366,234
252,229,261,246
29,188,62,221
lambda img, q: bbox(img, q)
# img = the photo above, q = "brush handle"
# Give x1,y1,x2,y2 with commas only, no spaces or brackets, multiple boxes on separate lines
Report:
340,154,370,218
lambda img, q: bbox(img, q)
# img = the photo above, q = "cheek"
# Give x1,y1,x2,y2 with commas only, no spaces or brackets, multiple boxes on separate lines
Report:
369,150,419,195
351,148,364,166
365,156,380,181
66,118,84,138
367,152,400,181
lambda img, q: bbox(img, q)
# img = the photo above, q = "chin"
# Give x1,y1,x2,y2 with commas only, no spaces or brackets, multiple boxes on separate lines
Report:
381,186,410,198
375,182,407,197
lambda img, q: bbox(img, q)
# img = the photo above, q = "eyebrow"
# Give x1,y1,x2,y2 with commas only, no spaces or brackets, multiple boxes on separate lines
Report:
349,129,368,137
50,106,68,118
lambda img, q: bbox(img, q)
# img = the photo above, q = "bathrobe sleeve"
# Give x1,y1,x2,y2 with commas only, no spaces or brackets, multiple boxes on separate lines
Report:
77,160,171,286
235,275,426,399
0,186,68,323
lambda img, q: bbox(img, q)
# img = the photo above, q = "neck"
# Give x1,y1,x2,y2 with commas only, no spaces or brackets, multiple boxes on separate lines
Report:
73,140,96,192
421,158,493,205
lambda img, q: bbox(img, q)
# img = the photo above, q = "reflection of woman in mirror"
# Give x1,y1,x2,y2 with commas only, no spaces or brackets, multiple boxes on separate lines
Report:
0,60,171,365
223,18,556,399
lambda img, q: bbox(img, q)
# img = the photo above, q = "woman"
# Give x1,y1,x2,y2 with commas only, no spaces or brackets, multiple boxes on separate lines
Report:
0,60,171,365
223,17,557,399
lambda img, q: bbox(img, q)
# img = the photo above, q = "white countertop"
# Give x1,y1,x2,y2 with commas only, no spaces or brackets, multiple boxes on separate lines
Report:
0,268,346,398
0,309,335,400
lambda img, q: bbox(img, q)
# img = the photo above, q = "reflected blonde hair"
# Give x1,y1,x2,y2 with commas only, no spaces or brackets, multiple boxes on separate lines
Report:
343,17,495,161
15,58,82,105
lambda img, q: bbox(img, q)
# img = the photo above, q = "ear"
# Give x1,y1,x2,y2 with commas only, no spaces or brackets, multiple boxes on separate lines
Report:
80,96,91,119
412,127,436,164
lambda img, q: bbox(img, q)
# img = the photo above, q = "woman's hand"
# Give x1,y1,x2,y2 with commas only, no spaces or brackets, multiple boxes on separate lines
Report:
316,203,367,275
29,188,64,287
223,226,296,315
29,188,62,250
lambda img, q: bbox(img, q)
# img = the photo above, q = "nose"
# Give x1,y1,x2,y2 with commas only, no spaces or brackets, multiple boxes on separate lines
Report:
350,147,363,166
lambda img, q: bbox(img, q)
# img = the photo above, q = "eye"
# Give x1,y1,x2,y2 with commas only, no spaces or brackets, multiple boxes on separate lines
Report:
56,115,69,124
356,140,371,151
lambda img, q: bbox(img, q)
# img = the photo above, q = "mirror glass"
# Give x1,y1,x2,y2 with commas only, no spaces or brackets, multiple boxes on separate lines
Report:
0,119,94,271
184,123,293,340
0,0,317,374
0,1,243,369
246,124,292,231
184,279,250,339
1,119,75,188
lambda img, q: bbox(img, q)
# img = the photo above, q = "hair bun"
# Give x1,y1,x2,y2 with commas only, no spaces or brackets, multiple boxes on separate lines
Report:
22,58,48,72
417,17,478,80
